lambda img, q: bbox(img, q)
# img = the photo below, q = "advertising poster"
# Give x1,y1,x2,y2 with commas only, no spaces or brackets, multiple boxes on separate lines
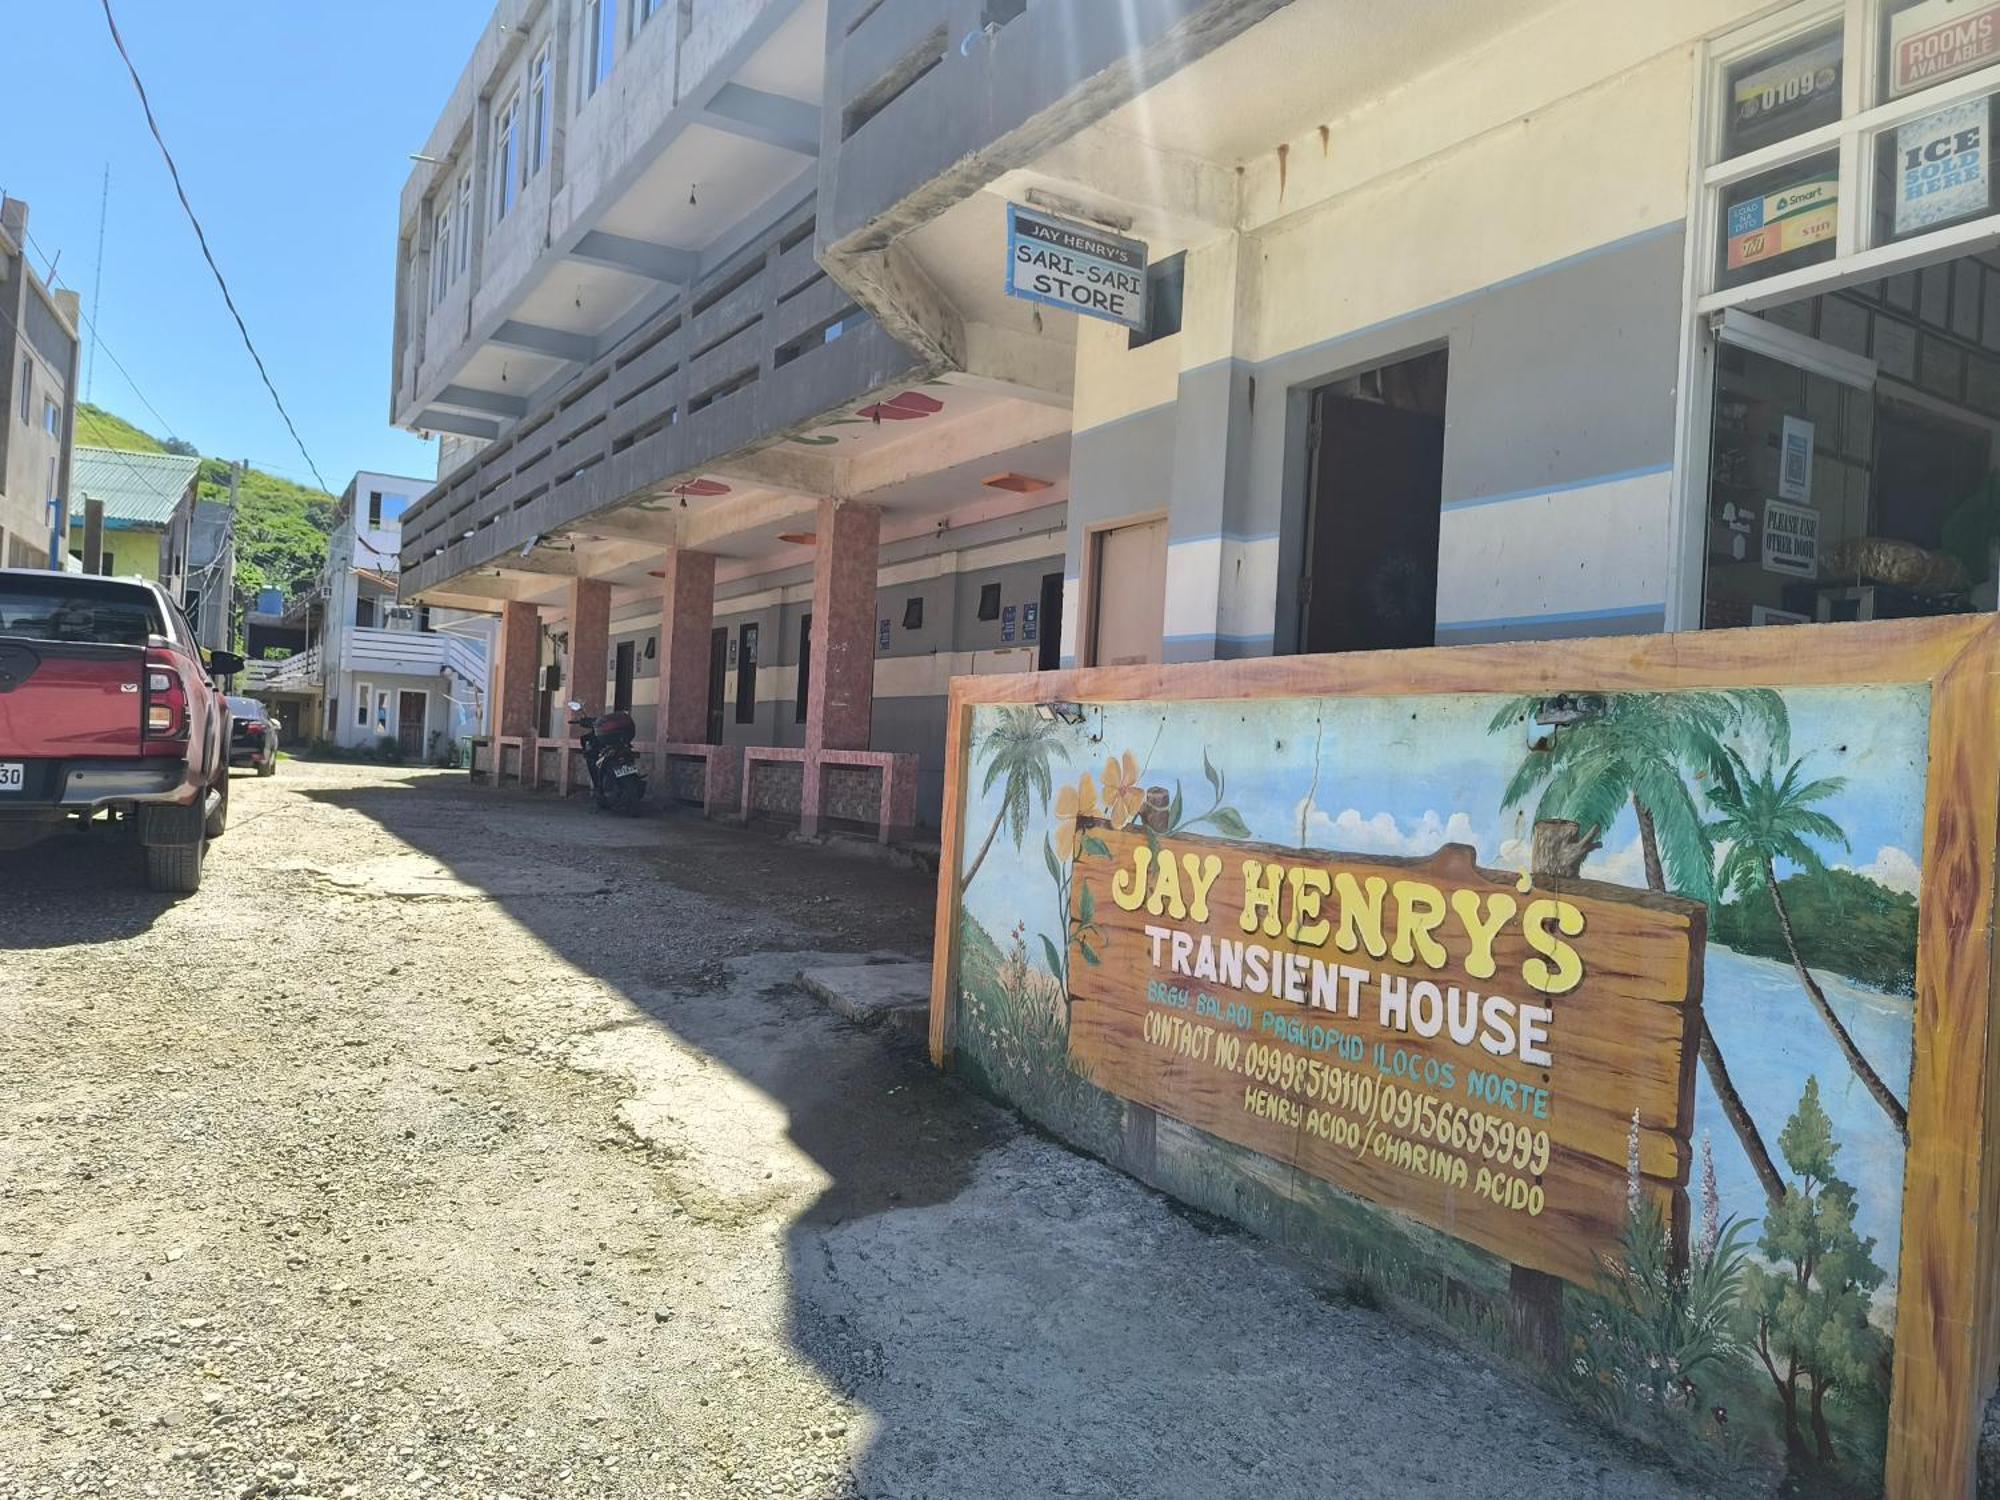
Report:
955,684,1930,1491
1891,0,2000,95
1728,33,1842,156
1001,605,1018,643
1780,415,1815,501
1894,98,1992,236
1763,498,1821,576
1725,173,1837,272
1023,602,1040,641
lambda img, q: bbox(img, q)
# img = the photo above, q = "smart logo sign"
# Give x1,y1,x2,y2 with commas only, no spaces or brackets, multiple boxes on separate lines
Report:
1006,204,1148,331
1064,827,1705,1287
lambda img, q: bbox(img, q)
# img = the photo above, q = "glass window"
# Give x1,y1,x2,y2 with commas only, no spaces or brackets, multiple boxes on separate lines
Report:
492,93,519,223
585,0,616,97
432,205,452,306
455,172,473,279
1718,151,1840,290
17,356,30,424
528,46,551,177
1723,26,1843,159
41,398,59,437
356,684,372,726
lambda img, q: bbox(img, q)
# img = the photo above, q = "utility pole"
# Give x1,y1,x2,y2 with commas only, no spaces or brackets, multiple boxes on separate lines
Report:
82,499,104,574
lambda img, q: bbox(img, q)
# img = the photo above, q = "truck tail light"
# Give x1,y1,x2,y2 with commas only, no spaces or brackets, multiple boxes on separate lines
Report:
142,648,189,747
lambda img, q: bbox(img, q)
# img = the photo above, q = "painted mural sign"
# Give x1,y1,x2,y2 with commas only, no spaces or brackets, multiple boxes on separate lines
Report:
1005,203,1148,330
1066,826,1702,1285
951,668,1942,1494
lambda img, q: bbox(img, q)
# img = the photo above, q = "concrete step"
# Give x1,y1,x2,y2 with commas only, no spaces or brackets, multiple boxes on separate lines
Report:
798,960,931,1041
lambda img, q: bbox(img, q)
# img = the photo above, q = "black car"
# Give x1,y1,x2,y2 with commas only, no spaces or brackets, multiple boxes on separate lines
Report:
225,695,278,776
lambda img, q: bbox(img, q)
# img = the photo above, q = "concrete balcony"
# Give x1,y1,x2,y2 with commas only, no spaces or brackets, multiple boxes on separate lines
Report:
256,645,322,695
398,199,918,599
347,626,488,685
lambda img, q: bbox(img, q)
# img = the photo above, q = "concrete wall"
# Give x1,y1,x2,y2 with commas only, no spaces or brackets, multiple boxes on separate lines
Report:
1059,10,1704,662
332,671,463,756
0,203,79,568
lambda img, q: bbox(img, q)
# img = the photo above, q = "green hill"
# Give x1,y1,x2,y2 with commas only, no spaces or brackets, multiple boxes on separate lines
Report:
75,402,336,637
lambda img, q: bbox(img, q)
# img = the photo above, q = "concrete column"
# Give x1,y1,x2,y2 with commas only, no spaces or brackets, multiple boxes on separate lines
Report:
803,499,880,753
566,578,611,717
496,599,539,740
656,547,716,744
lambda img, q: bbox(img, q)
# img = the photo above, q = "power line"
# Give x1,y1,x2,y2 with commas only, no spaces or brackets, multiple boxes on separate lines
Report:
25,226,183,445
98,0,332,496
86,163,108,404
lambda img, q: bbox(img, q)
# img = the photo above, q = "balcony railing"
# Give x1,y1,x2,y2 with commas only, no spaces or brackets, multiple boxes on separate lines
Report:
348,626,487,685
399,200,918,597
254,645,322,694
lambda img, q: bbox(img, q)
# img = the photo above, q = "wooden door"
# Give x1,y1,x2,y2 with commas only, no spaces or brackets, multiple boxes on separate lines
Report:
1089,518,1167,666
397,691,427,758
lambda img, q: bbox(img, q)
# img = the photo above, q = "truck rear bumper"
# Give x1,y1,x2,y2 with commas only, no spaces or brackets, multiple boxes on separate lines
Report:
0,758,199,815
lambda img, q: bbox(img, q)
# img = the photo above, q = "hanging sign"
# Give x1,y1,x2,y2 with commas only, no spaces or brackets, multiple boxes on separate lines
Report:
1726,172,1838,271
1895,98,1993,236
1006,204,1149,330
1891,0,2000,96
1763,499,1821,577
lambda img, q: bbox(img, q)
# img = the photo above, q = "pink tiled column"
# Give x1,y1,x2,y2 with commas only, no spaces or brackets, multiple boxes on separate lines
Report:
496,600,539,741
802,499,880,836
658,547,717,744
567,578,611,716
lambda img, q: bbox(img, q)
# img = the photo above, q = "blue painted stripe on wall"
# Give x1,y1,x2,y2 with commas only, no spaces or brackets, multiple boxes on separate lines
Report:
1436,602,1665,632
1168,530,1282,546
1440,461,1673,513
1162,631,1277,645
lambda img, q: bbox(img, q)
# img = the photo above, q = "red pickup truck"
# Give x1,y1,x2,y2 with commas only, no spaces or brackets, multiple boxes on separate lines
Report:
0,568,241,894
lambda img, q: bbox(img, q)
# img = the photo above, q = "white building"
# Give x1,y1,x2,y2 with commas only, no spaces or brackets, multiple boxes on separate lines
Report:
263,471,493,758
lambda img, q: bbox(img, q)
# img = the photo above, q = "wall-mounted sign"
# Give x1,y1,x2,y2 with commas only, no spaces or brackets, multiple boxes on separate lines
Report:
1000,604,1018,643
728,638,738,668
1891,0,2000,96
1895,97,1993,236
1763,498,1820,577
878,616,892,653
1779,415,1815,502
1726,172,1838,271
1006,204,1148,331
1023,602,1040,641
1727,33,1842,156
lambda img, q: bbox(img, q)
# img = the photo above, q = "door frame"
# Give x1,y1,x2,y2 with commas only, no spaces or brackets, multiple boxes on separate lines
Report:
1080,509,1168,668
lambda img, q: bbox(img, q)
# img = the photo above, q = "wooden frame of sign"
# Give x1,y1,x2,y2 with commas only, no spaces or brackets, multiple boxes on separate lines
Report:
926,615,2000,1500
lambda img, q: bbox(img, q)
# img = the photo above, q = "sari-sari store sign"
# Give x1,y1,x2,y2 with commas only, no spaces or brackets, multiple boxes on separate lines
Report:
1065,827,1705,1287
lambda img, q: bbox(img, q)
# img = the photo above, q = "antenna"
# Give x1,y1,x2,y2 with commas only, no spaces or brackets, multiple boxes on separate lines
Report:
86,162,109,403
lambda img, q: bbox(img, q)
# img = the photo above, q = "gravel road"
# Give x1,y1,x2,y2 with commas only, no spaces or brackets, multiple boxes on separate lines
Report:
0,760,1718,1500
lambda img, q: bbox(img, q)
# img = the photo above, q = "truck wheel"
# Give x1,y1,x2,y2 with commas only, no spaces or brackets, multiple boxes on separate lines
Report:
145,840,204,894
204,778,229,839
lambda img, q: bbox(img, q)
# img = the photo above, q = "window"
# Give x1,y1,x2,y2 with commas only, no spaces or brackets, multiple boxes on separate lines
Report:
584,0,616,98
492,92,519,224
1129,252,1187,349
637,0,664,30
41,399,59,437
418,605,433,633
614,640,636,712
375,689,391,730
902,596,924,630
455,172,473,279
356,594,376,628
99,551,115,577
528,45,551,179
368,491,383,528
795,613,811,722
977,582,1002,621
17,357,30,424
432,204,453,307
735,622,757,723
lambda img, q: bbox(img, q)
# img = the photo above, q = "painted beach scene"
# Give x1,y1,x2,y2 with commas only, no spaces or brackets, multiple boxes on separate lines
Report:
952,683,1928,1496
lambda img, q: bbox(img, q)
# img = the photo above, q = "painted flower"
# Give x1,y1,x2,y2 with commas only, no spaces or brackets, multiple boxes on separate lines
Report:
1052,773,1100,862
1101,751,1144,827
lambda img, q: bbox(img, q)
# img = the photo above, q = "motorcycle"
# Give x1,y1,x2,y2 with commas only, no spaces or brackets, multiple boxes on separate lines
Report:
566,700,647,814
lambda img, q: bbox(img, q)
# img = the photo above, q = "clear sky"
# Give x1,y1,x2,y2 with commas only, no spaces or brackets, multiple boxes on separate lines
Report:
4,1,494,494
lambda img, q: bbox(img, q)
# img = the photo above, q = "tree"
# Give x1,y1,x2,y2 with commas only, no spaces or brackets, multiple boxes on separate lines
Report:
1708,750,1907,1137
1493,690,1791,1204
961,706,1070,891
1739,1077,1886,1466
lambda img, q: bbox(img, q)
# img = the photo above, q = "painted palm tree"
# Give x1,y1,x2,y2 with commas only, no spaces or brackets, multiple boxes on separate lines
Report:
1708,749,1908,1139
1492,689,1790,1205
961,706,1071,891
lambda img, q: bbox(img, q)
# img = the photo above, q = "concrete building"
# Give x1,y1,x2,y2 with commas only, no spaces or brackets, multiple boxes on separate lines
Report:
392,0,1073,837
402,0,2000,838
0,197,80,571
67,448,201,588
266,471,491,758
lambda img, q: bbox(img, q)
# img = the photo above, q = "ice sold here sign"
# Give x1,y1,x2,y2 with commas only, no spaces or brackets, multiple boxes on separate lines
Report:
1006,204,1148,331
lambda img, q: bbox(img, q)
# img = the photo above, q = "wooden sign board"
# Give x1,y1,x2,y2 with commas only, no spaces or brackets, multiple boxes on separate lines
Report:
1064,827,1703,1287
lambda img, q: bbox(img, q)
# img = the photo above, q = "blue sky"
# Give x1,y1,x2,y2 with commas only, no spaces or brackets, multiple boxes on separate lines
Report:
5,2,492,491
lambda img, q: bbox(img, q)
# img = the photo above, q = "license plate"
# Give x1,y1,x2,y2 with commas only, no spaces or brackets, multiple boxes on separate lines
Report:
613,763,641,778
0,763,22,792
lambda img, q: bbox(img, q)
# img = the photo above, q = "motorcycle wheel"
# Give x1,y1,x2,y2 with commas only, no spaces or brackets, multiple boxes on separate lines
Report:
608,774,647,815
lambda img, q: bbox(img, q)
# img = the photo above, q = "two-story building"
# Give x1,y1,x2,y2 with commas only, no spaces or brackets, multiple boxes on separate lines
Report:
0,197,80,571
266,471,492,758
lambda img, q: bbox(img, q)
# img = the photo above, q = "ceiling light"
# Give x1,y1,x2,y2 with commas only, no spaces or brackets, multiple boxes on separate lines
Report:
777,532,816,547
981,472,1052,494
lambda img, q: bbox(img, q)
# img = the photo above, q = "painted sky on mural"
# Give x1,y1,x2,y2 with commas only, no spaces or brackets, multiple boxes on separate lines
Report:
959,684,1931,1292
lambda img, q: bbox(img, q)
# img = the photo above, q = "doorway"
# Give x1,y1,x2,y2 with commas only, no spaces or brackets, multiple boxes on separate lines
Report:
397,691,428,759
1299,348,1448,654
1088,516,1167,666
613,640,636,712
706,627,726,743
1037,571,1064,671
